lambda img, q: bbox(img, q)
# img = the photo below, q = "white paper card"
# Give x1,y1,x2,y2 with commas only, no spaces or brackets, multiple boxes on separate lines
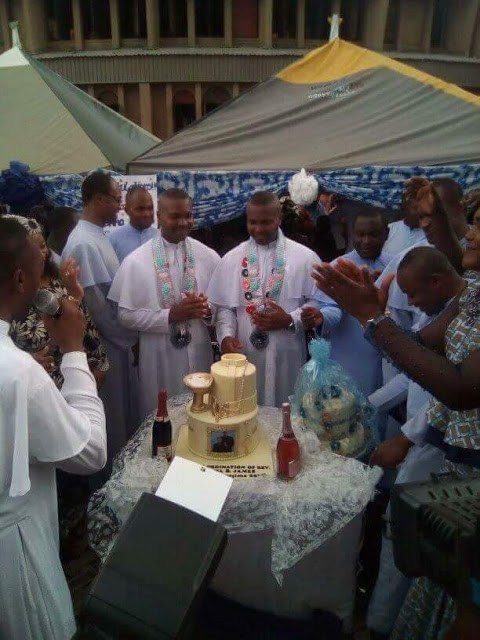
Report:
155,456,233,522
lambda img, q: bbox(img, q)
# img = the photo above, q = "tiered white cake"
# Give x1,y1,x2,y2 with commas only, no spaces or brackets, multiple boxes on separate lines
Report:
300,384,365,457
175,354,274,477
187,354,260,459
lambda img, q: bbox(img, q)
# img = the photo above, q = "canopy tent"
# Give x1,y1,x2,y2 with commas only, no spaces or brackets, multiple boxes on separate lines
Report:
130,38,480,173
0,39,159,175
38,38,480,228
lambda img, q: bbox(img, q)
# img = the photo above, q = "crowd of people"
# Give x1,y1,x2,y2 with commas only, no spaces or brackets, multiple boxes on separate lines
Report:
1,169,480,639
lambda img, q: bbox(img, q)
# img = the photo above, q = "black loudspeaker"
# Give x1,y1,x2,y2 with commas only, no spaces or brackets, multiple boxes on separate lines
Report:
391,473,480,609
82,493,227,639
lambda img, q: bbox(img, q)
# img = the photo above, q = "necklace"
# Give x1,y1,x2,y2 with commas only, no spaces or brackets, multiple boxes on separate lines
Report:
152,235,196,348
212,360,248,422
241,230,286,349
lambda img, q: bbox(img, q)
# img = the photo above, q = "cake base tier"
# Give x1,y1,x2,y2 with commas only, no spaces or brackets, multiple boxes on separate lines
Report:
176,423,275,479
187,401,260,460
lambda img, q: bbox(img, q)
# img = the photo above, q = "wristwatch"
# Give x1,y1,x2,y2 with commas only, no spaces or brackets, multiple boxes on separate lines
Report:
363,311,390,345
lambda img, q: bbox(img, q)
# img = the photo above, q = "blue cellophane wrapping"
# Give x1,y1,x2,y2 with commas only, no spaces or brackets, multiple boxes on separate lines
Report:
292,338,378,457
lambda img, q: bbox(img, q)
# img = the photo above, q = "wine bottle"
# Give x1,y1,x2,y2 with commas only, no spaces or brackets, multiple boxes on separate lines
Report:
152,390,172,461
276,402,301,480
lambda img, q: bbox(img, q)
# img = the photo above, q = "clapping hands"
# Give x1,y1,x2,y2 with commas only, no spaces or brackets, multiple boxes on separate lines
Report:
311,259,395,326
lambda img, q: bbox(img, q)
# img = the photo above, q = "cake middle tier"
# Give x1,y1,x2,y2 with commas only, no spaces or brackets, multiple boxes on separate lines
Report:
210,354,257,407
187,402,260,460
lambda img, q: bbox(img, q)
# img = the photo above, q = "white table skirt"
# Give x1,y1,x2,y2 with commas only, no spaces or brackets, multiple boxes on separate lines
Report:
88,394,380,630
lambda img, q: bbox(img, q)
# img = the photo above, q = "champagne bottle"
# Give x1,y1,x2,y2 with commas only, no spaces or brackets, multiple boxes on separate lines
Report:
152,390,172,461
276,402,301,480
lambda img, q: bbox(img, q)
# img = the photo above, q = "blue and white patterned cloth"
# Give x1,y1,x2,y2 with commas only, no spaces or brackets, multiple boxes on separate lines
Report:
39,164,480,229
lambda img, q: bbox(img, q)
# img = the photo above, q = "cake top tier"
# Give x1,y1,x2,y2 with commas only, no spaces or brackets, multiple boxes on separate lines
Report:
211,353,257,407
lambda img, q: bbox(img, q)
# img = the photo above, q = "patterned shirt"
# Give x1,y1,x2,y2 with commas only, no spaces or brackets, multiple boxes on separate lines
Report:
427,281,480,449
9,278,109,389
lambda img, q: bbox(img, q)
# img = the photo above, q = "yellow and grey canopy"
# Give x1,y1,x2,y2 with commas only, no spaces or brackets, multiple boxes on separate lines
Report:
130,39,480,173
0,43,159,175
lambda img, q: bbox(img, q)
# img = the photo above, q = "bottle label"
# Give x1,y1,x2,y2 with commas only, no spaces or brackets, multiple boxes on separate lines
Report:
288,459,301,478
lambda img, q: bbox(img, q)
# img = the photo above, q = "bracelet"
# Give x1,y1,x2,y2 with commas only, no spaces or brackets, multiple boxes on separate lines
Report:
66,295,81,306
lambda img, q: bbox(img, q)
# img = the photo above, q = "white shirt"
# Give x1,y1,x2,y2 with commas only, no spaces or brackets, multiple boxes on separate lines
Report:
0,319,106,639
383,220,425,256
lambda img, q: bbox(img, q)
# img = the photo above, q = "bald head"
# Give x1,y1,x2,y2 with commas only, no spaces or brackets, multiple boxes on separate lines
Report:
125,186,154,231
398,246,455,279
397,246,463,316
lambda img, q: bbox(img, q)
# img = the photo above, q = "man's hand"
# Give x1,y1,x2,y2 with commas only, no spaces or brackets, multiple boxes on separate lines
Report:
252,300,292,331
311,262,395,326
405,177,437,217
31,343,55,373
369,434,413,469
301,306,324,330
60,257,84,302
169,292,210,323
42,298,86,354
221,336,244,353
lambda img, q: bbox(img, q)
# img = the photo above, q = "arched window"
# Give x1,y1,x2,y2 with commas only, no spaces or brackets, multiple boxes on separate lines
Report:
98,90,120,113
173,89,196,132
202,86,231,116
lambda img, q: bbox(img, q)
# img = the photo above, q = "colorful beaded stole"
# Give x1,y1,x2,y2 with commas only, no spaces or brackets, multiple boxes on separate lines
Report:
241,230,286,349
152,235,196,348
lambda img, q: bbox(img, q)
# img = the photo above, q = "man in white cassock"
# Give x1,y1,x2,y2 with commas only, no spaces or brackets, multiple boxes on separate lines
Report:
0,217,106,640
207,191,319,407
62,171,137,462
109,188,220,420
382,189,424,256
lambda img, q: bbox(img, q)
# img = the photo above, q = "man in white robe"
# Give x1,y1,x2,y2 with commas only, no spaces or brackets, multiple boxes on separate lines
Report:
382,189,424,256
303,210,392,397
366,247,466,637
62,171,137,462
0,217,106,640
109,188,220,420
207,191,319,407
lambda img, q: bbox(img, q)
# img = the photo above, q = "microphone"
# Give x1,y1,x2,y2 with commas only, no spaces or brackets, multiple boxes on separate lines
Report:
33,289,62,318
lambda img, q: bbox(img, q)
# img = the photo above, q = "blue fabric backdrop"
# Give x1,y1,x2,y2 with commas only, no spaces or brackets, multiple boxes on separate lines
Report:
39,164,480,228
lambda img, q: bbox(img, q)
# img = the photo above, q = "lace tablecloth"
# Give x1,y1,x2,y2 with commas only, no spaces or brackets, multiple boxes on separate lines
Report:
88,393,382,584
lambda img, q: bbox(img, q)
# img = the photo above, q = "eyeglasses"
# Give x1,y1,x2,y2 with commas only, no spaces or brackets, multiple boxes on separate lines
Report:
102,193,122,206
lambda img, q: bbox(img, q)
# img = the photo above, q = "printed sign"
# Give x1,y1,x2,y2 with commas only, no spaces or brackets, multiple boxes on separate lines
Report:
104,175,157,236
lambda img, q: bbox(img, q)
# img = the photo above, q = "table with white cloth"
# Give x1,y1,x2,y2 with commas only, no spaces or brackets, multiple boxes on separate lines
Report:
87,393,382,631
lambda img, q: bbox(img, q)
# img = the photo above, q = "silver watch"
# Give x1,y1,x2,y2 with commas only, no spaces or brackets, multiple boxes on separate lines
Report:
363,311,390,343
